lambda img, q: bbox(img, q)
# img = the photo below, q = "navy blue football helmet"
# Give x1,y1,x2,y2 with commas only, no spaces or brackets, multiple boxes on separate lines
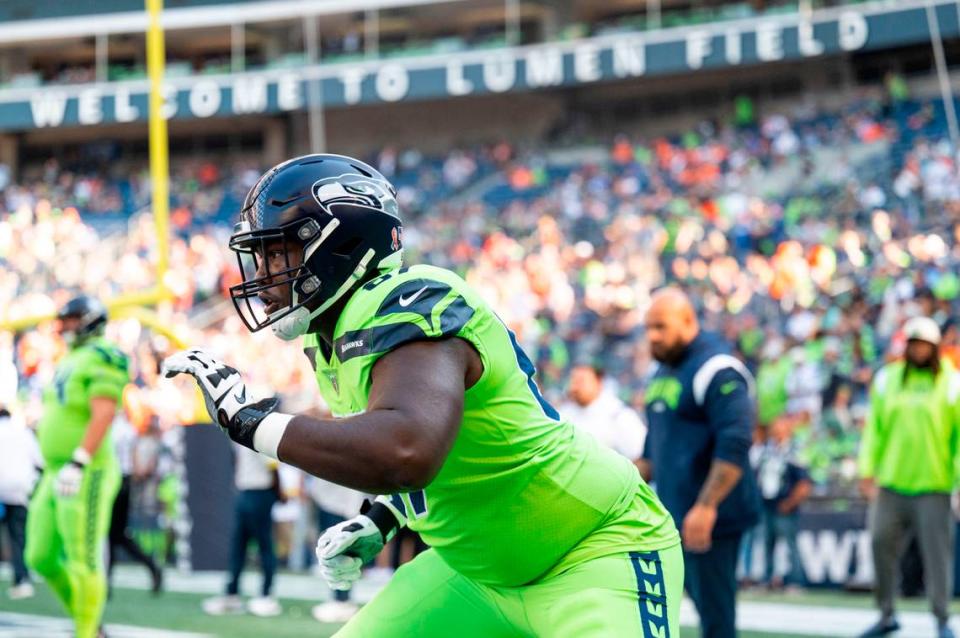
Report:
229,154,403,340
57,295,107,346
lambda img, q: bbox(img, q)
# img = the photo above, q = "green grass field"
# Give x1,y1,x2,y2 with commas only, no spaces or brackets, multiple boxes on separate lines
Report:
0,580,866,638
0,584,339,637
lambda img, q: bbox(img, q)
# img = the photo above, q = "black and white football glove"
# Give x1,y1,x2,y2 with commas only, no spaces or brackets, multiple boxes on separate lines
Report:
315,499,404,591
162,349,279,451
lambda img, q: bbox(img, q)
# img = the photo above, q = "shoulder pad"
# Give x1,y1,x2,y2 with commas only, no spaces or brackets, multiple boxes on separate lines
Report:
334,266,475,362
88,341,129,372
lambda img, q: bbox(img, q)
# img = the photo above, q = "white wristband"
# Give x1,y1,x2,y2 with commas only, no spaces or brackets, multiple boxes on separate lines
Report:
253,412,293,460
73,448,92,466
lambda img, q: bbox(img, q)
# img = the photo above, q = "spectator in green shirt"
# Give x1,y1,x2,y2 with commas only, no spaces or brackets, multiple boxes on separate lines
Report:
756,340,790,427
857,317,960,638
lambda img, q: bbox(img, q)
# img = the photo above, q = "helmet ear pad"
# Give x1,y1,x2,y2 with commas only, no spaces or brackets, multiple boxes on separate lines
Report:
301,209,399,298
275,206,402,339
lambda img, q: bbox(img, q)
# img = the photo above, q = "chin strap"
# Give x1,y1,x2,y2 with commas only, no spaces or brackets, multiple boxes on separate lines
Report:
271,248,382,341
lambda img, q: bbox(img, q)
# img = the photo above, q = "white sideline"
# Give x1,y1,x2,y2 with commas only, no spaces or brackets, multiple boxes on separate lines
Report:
0,610,210,637
681,598,950,637
12,565,952,637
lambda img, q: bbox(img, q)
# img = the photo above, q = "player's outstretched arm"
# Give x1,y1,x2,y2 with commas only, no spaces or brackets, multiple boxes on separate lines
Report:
164,338,479,493
56,396,118,497
278,338,474,492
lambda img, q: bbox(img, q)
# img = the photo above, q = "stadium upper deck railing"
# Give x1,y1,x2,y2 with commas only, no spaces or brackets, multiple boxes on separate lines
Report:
0,0,877,44
0,0,946,132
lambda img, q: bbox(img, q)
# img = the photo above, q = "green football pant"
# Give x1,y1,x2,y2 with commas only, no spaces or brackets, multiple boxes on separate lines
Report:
25,465,121,638
335,543,683,637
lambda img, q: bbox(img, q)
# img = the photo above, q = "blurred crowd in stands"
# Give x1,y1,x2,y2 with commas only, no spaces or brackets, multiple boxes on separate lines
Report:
3,83,960,577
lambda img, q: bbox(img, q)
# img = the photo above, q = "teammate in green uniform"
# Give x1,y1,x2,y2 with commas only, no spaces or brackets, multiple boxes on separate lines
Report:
164,154,682,636
26,296,126,638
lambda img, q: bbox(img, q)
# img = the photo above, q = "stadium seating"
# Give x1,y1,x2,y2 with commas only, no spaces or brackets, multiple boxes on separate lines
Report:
5,94,960,500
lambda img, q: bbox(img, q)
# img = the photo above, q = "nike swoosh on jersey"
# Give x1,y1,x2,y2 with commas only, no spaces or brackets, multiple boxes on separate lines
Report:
398,286,429,307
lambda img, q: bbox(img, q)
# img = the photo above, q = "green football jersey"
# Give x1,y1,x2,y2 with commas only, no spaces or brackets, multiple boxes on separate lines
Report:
303,265,677,587
37,337,128,469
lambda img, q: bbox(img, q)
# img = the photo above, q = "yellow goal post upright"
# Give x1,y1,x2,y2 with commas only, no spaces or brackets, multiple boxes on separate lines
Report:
0,0,184,349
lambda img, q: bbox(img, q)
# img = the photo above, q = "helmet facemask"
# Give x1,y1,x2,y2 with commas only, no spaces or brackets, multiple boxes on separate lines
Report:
59,316,86,347
229,217,382,341
230,217,322,340
57,297,107,347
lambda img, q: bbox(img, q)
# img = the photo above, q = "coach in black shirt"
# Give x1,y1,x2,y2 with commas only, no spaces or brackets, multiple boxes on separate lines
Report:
639,288,760,638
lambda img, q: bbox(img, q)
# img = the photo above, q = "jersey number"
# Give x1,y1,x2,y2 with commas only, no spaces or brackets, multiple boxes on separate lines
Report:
53,366,73,404
362,267,409,291
390,490,428,520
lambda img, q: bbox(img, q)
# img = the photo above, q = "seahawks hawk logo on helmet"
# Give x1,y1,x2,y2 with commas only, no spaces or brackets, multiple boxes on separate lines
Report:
312,174,400,219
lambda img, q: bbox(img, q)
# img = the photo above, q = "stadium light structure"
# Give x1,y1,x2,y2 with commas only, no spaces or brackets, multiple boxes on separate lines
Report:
0,0,180,347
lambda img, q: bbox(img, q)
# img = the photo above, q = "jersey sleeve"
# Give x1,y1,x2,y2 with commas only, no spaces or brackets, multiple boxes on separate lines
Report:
85,343,130,402
702,365,755,469
786,460,810,486
858,367,888,479
334,269,477,365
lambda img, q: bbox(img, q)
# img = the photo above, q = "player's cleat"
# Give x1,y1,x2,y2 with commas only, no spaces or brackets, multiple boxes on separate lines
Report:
312,600,359,624
247,596,282,617
201,595,245,615
858,617,901,637
7,582,33,600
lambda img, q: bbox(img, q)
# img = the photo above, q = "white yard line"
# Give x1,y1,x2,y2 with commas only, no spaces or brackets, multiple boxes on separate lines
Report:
0,611,210,637
681,599,948,637
66,565,958,637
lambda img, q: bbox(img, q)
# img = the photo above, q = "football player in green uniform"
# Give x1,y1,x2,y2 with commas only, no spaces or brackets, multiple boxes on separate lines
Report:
164,154,682,637
26,296,126,638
